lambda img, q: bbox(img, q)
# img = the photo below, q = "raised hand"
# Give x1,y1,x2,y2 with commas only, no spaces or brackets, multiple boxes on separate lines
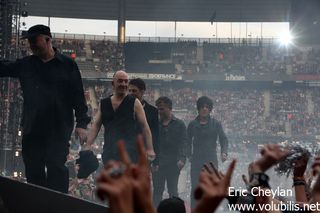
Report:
193,160,236,213
96,160,134,213
130,135,155,213
96,135,156,213
251,144,289,173
293,153,309,178
311,156,320,196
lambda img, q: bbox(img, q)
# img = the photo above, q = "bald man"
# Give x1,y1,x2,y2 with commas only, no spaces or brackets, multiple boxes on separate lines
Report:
86,70,155,163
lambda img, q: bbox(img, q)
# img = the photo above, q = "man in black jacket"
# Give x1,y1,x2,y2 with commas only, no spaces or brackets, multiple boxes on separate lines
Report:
153,96,187,206
187,96,228,207
128,78,159,165
0,25,90,193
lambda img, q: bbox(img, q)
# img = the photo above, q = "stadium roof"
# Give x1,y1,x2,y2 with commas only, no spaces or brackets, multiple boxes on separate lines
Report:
24,0,291,22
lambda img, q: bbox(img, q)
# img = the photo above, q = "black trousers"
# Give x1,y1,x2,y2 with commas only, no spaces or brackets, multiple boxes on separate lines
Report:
190,156,218,208
152,161,181,206
102,146,138,165
22,132,69,193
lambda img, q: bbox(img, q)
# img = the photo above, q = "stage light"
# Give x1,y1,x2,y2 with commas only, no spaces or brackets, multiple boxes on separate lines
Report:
278,31,293,46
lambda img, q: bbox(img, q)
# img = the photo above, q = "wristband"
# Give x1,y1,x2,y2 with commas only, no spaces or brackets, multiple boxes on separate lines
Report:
293,180,306,187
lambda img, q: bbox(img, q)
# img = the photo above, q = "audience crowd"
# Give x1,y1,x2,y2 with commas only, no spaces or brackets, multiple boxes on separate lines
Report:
17,38,320,75
81,82,320,137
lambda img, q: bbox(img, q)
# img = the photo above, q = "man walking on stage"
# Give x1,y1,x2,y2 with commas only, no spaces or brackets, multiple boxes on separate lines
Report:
153,96,187,206
0,25,90,193
85,71,155,164
187,96,228,207
129,78,159,167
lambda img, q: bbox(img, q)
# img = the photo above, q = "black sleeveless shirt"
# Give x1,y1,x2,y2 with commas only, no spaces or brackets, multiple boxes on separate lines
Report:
101,94,138,163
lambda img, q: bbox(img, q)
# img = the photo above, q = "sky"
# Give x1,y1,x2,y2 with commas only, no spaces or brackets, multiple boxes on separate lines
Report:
21,16,290,39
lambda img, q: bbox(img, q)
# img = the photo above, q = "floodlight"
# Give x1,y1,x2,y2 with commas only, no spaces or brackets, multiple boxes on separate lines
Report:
278,31,293,46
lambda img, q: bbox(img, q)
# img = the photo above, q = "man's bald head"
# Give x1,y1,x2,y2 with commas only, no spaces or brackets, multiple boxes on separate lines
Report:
113,70,128,80
112,70,129,97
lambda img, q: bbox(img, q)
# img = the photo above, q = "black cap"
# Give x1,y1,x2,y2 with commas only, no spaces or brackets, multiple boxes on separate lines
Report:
21,24,52,39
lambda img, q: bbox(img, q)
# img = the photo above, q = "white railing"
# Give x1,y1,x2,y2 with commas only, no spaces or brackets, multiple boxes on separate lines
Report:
51,33,276,46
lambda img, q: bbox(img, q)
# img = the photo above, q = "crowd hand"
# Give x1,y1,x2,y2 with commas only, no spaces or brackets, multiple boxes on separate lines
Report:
202,162,220,176
221,153,228,162
293,157,309,204
306,170,313,185
96,160,134,213
192,160,236,213
177,160,185,170
249,159,281,213
242,174,249,187
312,156,320,177
251,144,289,173
311,156,320,199
97,136,156,213
305,170,313,200
293,153,309,177
75,127,87,145
241,162,254,187
130,135,156,213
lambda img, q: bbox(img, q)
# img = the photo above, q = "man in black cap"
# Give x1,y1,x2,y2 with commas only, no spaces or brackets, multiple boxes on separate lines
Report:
187,96,228,207
0,24,90,193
